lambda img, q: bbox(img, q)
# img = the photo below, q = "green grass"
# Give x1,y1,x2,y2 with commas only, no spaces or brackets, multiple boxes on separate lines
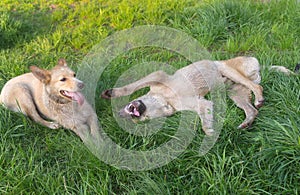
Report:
0,0,300,194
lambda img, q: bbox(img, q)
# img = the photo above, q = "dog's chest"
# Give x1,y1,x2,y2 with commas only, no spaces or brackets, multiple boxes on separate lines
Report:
49,103,86,122
169,71,209,97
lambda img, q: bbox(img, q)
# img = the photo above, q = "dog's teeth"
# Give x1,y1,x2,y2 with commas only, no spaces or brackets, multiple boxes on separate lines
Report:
128,104,134,111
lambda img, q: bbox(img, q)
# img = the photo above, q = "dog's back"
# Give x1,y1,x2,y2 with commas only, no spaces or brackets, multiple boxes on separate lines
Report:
0,73,41,113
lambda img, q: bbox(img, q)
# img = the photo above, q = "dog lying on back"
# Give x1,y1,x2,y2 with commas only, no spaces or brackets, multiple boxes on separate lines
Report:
0,59,99,140
102,56,296,136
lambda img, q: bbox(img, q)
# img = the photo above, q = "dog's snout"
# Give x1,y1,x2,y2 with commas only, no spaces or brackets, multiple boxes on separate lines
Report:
119,100,147,119
136,100,146,116
77,82,84,89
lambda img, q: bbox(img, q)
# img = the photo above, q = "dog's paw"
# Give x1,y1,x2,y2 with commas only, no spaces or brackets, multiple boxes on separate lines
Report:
101,89,114,99
238,122,250,129
238,112,258,129
204,129,215,136
48,122,61,129
254,99,264,109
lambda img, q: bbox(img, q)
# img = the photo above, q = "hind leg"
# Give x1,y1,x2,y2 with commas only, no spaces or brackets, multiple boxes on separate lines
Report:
228,84,258,129
218,65,264,108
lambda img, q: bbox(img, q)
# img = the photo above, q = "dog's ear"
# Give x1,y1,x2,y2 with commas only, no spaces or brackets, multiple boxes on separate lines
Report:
30,66,51,84
57,58,67,67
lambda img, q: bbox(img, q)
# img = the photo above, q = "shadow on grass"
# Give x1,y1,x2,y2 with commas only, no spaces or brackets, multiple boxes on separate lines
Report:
0,10,53,49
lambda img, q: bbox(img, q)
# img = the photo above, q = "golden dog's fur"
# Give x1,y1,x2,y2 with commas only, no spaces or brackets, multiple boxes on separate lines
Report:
0,59,99,140
102,56,294,135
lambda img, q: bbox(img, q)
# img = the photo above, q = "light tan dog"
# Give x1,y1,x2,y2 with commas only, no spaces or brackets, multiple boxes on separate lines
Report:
101,56,294,135
0,59,99,140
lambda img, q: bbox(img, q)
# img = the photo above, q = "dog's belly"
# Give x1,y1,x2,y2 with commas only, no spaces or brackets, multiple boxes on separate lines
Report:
171,63,218,97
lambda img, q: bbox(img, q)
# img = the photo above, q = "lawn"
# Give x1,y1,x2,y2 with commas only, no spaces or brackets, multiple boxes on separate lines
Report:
0,0,300,194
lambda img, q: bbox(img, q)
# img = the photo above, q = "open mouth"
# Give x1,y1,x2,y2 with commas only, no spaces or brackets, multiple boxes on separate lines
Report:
60,90,84,105
124,100,146,117
127,103,140,117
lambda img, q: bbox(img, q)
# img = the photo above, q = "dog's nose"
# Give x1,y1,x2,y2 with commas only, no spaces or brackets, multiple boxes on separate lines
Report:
78,82,84,89
135,100,146,116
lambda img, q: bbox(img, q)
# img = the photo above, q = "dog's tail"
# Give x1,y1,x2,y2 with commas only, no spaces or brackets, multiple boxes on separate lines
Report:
270,63,300,75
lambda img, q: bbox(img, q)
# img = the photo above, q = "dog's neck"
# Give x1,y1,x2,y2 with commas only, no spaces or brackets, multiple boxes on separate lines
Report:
40,86,73,110
48,93,70,105
41,87,77,118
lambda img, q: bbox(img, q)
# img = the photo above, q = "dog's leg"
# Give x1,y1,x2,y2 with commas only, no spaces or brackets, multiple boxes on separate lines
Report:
218,66,264,108
88,114,100,137
197,98,214,136
101,71,169,99
19,103,60,129
70,110,102,142
72,124,103,143
71,124,90,140
20,104,60,129
6,87,60,129
228,84,258,129
87,112,103,142
27,108,61,129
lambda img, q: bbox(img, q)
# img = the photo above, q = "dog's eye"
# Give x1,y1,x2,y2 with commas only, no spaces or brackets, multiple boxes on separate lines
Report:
73,73,76,77
60,78,67,82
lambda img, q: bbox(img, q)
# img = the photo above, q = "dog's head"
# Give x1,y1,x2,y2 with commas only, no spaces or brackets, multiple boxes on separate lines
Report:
30,59,85,105
118,93,175,121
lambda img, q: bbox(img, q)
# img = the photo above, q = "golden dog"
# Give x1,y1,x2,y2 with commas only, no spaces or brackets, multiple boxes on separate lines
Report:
0,59,99,140
102,56,295,135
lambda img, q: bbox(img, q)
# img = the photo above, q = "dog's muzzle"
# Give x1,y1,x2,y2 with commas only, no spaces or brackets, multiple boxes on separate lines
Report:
119,100,146,118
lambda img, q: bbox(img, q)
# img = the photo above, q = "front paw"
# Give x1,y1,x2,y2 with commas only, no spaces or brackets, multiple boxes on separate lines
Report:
101,89,114,99
48,122,61,129
254,99,264,109
203,128,215,136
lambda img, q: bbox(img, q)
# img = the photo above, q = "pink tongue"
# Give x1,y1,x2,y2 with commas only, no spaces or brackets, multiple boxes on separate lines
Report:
133,108,140,117
64,91,85,105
